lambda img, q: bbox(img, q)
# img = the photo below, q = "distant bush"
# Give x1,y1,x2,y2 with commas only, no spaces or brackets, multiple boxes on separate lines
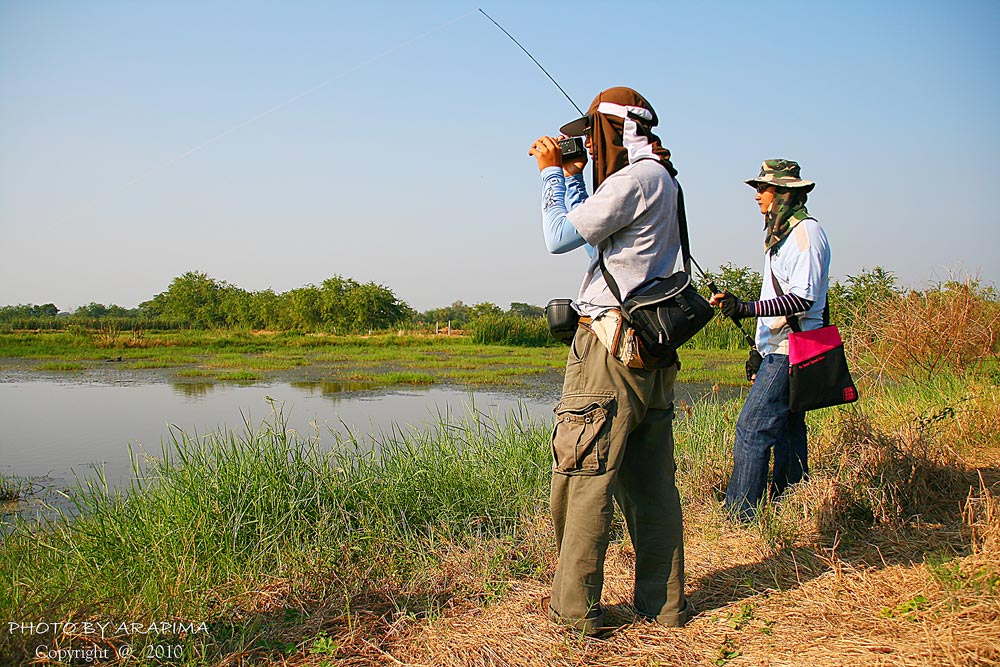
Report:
827,266,901,327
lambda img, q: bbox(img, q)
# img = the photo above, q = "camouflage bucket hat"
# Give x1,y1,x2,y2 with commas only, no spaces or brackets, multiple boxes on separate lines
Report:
745,158,815,192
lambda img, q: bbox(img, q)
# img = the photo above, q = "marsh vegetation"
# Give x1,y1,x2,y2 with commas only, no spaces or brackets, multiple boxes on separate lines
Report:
1,274,998,665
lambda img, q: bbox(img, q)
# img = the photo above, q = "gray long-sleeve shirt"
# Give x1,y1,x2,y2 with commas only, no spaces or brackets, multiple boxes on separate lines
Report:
567,159,681,318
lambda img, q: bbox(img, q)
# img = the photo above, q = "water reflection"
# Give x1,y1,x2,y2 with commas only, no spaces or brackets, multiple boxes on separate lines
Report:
290,380,378,397
171,382,217,399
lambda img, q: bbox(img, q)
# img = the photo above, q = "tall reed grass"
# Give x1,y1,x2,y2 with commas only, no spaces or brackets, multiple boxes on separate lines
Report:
0,402,552,660
0,475,31,503
468,314,554,346
687,314,755,350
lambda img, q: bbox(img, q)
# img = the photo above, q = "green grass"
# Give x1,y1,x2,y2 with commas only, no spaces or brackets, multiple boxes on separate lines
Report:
676,349,746,384
442,367,548,385
35,361,86,371
0,403,551,661
0,330,570,388
123,359,194,369
175,369,217,378
217,370,263,383
672,392,745,500
380,371,436,385
0,474,31,502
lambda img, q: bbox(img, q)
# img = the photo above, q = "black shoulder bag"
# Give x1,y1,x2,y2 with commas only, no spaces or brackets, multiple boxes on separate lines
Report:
598,180,714,361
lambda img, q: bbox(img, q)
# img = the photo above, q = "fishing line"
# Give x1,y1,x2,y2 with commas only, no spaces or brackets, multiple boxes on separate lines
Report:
477,8,584,116
119,9,478,191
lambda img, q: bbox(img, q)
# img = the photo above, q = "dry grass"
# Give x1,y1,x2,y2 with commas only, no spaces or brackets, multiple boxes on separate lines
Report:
246,376,1000,667
247,488,998,667
847,279,1000,385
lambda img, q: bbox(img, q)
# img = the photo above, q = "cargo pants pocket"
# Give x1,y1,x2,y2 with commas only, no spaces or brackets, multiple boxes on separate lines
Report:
551,393,615,475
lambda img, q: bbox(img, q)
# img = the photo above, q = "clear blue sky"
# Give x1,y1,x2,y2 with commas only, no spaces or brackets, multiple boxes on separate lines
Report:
2,0,998,313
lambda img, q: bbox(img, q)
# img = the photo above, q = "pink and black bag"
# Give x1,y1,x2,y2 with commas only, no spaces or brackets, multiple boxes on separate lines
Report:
772,273,858,412
787,323,858,412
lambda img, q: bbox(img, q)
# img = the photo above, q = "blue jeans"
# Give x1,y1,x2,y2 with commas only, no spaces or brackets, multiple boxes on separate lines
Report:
725,353,808,522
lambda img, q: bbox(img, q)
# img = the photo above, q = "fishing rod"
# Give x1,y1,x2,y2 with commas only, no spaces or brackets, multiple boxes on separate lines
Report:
688,256,756,348
478,8,586,159
478,8,584,116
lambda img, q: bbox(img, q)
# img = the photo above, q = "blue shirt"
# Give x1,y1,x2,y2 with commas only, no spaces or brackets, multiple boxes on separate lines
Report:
756,218,831,356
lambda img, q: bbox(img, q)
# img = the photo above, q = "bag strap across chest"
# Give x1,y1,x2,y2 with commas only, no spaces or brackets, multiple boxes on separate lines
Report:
769,267,830,332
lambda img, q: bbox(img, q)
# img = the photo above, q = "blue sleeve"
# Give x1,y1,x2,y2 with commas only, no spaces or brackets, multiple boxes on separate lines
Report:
540,166,589,255
565,172,588,210
567,173,596,257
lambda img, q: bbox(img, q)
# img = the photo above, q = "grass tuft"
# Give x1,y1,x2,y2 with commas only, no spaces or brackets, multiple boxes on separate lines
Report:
35,361,86,371
0,474,32,502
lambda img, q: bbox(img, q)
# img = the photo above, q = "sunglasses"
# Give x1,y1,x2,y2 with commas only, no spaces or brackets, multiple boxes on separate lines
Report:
755,183,774,194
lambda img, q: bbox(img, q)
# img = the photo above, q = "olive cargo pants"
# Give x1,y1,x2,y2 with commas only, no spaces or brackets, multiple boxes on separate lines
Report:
548,327,687,632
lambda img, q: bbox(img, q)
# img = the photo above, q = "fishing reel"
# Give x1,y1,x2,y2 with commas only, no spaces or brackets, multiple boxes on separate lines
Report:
557,137,586,162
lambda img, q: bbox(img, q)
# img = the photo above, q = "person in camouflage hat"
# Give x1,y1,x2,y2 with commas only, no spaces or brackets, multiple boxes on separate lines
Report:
709,159,831,522
747,159,815,251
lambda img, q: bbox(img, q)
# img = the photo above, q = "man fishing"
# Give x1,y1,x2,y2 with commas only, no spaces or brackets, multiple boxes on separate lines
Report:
710,159,831,522
528,86,688,634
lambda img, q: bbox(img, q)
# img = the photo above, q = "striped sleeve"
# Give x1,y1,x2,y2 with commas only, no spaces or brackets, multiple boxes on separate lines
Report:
748,293,814,317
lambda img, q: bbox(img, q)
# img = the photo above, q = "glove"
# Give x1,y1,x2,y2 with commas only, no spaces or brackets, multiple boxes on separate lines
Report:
746,348,763,382
720,292,752,320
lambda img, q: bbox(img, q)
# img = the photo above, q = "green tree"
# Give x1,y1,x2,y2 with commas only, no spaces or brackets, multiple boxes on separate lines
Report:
219,287,259,329
284,285,323,331
140,271,232,327
318,275,359,328
250,289,284,330
75,302,109,318
421,300,471,328
470,302,503,319
343,281,412,332
0,303,60,321
701,263,763,301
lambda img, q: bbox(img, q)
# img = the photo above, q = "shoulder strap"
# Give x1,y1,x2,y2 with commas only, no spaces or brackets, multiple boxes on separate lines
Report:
770,217,831,329
598,251,625,307
675,181,693,275
769,263,831,329
769,269,804,333
598,167,693,305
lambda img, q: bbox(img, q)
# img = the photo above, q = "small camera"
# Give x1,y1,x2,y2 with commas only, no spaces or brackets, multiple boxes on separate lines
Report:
558,137,585,162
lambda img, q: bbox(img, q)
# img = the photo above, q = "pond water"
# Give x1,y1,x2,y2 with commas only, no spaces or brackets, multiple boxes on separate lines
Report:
0,379,560,489
0,371,730,524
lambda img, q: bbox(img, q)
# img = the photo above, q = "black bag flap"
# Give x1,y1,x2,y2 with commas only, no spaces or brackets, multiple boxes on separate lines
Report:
623,271,692,309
